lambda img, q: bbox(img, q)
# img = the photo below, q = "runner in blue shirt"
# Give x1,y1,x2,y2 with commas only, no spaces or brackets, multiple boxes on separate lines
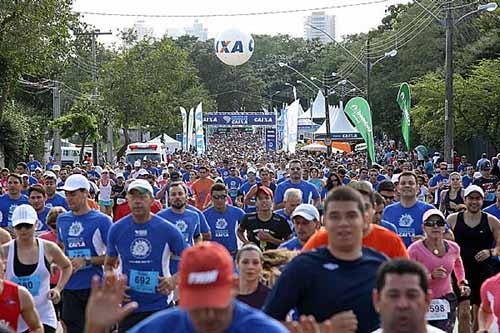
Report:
0,174,29,228
484,182,500,218
105,179,187,333
26,154,42,172
15,162,38,185
274,188,302,233
203,183,245,256
264,187,387,332
238,168,258,213
42,171,69,210
27,185,51,234
158,183,202,246
279,204,320,251
158,182,202,274
85,242,287,333
185,203,211,240
428,162,450,207
224,166,243,203
382,172,434,247
57,174,112,333
274,160,320,209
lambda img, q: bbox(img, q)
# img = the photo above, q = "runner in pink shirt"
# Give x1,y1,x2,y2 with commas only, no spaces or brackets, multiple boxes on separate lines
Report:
409,209,470,332
478,273,500,332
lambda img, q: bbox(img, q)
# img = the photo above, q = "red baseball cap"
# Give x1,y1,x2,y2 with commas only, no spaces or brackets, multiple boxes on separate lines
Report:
179,242,234,310
256,185,273,199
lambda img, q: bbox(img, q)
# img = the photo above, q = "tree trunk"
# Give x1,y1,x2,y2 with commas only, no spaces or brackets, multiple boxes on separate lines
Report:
80,137,87,164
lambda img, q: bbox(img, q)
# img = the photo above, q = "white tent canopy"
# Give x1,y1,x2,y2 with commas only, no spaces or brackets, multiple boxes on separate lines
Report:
314,105,361,138
149,134,181,153
311,90,326,119
298,107,312,119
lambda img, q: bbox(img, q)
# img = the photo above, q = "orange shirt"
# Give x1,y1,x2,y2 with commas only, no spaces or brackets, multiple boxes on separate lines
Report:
192,178,215,210
302,224,408,259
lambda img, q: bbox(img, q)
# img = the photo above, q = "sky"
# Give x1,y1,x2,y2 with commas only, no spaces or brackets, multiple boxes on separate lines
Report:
72,0,409,44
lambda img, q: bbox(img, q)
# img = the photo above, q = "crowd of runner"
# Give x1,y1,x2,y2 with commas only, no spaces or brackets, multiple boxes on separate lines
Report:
1,130,500,333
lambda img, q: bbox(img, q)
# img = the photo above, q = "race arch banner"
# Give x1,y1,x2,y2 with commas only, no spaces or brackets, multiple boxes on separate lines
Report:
203,113,276,127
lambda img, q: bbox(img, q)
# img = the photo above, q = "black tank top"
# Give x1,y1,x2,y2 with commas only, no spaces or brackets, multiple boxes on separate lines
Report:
13,239,51,277
453,212,493,264
444,188,465,215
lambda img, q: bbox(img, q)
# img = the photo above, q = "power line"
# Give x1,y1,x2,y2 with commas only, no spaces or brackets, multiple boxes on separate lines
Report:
74,0,388,18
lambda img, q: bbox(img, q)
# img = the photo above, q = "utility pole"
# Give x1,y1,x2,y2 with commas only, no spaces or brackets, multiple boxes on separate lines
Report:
366,37,371,107
443,5,454,170
52,81,62,165
76,29,112,165
323,73,332,156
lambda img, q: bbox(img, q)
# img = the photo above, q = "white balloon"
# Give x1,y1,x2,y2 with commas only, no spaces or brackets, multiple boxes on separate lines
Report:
214,29,254,66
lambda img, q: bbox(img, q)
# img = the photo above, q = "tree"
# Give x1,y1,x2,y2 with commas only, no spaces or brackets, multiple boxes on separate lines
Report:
0,0,76,118
412,58,500,152
49,99,99,162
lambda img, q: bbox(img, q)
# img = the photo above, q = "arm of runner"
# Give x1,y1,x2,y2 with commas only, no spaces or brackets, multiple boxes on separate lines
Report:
157,274,177,295
478,280,494,332
0,227,11,245
446,213,458,231
438,190,447,213
488,214,500,256
155,183,168,201
19,286,43,333
104,256,119,272
47,241,72,304
257,230,289,245
237,224,250,245
243,184,258,206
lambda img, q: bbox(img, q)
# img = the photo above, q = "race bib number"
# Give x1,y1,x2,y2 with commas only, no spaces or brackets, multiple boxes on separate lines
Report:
426,299,450,321
129,270,159,294
13,275,41,296
67,249,92,269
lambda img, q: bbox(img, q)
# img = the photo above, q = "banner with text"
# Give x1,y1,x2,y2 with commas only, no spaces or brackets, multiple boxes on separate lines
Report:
344,97,375,163
265,128,277,151
203,113,276,127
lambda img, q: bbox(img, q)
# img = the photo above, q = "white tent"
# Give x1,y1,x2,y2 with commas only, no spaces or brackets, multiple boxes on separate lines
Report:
149,134,182,153
314,105,361,140
311,90,326,119
299,107,312,119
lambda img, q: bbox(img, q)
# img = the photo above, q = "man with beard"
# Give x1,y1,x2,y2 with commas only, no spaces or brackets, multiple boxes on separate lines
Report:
105,179,187,332
158,182,202,273
447,185,500,331
274,160,320,209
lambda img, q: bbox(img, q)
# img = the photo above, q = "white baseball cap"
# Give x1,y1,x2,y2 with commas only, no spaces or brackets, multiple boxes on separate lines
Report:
464,185,484,198
422,208,446,222
127,179,153,196
136,169,150,177
291,204,320,221
51,164,61,171
12,205,38,227
134,160,141,167
61,174,90,192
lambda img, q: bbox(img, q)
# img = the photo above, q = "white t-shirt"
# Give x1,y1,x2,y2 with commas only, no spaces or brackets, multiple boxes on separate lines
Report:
372,324,445,333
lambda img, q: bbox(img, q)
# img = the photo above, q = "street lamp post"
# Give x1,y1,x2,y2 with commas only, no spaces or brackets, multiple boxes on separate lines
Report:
284,83,297,100
413,1,497,168
278,62,333,155
268,90,281,113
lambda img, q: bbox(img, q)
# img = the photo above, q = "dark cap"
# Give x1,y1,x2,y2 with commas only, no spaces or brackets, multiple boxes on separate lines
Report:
378,180,395,192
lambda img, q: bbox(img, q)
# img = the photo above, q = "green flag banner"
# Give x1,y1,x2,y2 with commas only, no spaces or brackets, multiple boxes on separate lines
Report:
397,82,411,151
345,97,375,163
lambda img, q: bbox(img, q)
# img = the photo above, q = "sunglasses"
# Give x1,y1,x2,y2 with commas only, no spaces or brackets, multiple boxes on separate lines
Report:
381,194,395,200
424,220,446,228
212,195,226,200
14,223,34,230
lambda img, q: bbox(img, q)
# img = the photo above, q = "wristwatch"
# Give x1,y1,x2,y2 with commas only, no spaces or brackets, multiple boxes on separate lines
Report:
84,256,92,266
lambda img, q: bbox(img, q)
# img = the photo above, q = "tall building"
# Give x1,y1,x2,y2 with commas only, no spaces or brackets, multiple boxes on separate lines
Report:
304,11,336,44
184,20,208,41
133,20,154,40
